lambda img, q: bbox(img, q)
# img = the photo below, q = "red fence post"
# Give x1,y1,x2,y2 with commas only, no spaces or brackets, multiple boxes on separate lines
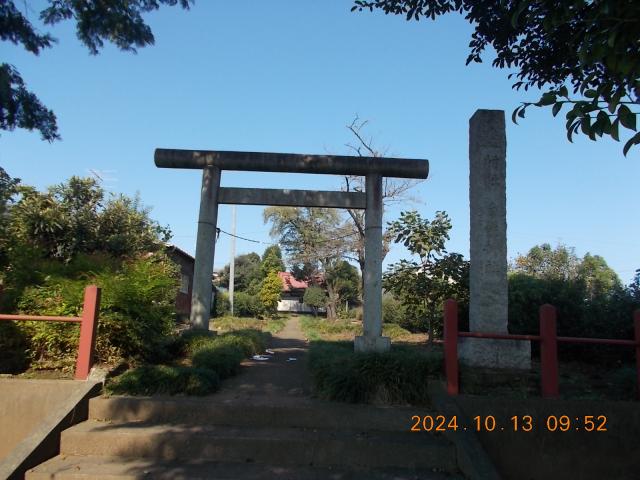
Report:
444,299,459,395
75,285,101,380
540,304,559,398
634,310,640,401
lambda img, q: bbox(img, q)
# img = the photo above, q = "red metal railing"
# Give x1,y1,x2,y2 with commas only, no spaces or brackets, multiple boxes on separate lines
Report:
443,298,640,400
0,285,101,380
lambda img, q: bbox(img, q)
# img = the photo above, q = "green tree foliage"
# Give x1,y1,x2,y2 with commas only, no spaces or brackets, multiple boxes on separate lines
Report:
218,252,262,294
512,243,580,281
1,176,170,309
383,210,469,338
304,285,328,317
260,245,285,277
264,207,352,320
352,0,640,154
326,260,361,306
0,167,20,270
259,270,283,317
1,0,193,141
509,244,638,363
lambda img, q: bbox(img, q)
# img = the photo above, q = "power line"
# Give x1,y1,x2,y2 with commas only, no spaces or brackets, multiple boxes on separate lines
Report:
215,227,361,246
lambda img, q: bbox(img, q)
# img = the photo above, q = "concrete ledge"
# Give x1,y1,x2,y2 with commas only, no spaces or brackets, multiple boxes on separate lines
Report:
354,336,390,353
0,380,101,480
427,381,501,480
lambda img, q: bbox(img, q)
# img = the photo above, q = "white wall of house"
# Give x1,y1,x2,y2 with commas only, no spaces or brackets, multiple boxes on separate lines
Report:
277,295,325,313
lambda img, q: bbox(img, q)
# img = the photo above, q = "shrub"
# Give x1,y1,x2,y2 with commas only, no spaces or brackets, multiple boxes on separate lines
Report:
106,328,268,396
259,271,283,317
106,365,220,396
214,290,230,317
382,295,404,325
192,345,244,379
233,291,262,317
303,286,326,316
308,341,442,405
12,253,179,369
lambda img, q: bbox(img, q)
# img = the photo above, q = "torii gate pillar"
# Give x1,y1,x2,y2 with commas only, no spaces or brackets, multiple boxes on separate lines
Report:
355,173,390,352
191,166,221,330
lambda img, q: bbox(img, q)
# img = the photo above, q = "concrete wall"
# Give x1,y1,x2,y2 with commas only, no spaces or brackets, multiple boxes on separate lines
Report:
0,379,100,479
454,395,640,480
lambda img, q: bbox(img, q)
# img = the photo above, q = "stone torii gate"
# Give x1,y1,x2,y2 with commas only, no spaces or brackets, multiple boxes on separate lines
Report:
155,149,429,352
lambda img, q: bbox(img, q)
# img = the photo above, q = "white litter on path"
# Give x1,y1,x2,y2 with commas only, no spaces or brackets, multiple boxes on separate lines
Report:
252,355,271,361
265,349,275,355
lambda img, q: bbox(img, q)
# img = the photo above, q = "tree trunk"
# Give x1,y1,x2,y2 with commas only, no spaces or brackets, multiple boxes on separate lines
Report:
326,283,339,321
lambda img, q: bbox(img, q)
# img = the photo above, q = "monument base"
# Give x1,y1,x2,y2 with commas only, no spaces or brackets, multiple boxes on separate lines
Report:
354,335,391,353
458,337,531,370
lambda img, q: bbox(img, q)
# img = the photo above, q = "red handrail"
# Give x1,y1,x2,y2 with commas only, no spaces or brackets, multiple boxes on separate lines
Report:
443,299,640,400
0,285,101,380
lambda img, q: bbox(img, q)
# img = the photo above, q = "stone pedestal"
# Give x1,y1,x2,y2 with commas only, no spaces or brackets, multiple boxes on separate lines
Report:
461,109,530,369
355,335,391,353
459,338,531,369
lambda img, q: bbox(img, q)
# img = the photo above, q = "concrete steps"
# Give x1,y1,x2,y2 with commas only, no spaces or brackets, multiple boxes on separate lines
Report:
27,455,463,480
27,396,463,479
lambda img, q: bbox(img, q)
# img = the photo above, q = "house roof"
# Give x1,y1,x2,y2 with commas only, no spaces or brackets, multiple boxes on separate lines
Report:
165,244,195,263
278,272,309,292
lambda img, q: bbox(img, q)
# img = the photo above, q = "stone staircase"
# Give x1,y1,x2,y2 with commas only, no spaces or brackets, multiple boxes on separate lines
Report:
27,396,465,479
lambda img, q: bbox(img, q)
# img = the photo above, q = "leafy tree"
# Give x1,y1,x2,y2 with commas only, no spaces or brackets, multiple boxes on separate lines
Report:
629,269,640,302
383,210,469,339
218,253,262,294
512,243,580,281
511,244,622,299
259,270,283,317
1,0,193,141
5,176,170,261
578,253,623,299
326,260,360,306
303,285,327,317
260,245,285,277
352,0,640,154
0,176,171,311
264,207,352,320
0,167,20,269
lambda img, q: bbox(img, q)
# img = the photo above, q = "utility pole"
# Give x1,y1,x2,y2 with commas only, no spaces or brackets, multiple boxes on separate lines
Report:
229,205,236,316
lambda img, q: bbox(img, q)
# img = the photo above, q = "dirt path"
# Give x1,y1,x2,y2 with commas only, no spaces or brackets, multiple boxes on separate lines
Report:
213,316,312,405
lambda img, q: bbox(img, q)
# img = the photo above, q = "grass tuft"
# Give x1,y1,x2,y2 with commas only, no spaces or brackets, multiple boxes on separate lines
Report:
105,365,220,396
307,341,443,405
105,328,269,396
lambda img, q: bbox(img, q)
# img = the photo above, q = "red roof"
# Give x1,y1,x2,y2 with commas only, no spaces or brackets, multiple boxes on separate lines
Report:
277,272,309,292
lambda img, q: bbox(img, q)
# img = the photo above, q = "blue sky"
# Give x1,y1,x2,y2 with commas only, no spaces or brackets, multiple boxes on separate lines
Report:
2,1,639,283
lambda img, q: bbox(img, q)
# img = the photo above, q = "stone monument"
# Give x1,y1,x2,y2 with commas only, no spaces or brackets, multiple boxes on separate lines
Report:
458,110,531,369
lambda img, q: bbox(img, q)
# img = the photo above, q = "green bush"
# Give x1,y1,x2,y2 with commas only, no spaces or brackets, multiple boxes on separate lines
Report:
106,328,268,396
106,365,220,396
213,290,230,317
233,291,263,317
192,345,244,379
11,253,178,369
308,341,442,405
382,295,405,325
